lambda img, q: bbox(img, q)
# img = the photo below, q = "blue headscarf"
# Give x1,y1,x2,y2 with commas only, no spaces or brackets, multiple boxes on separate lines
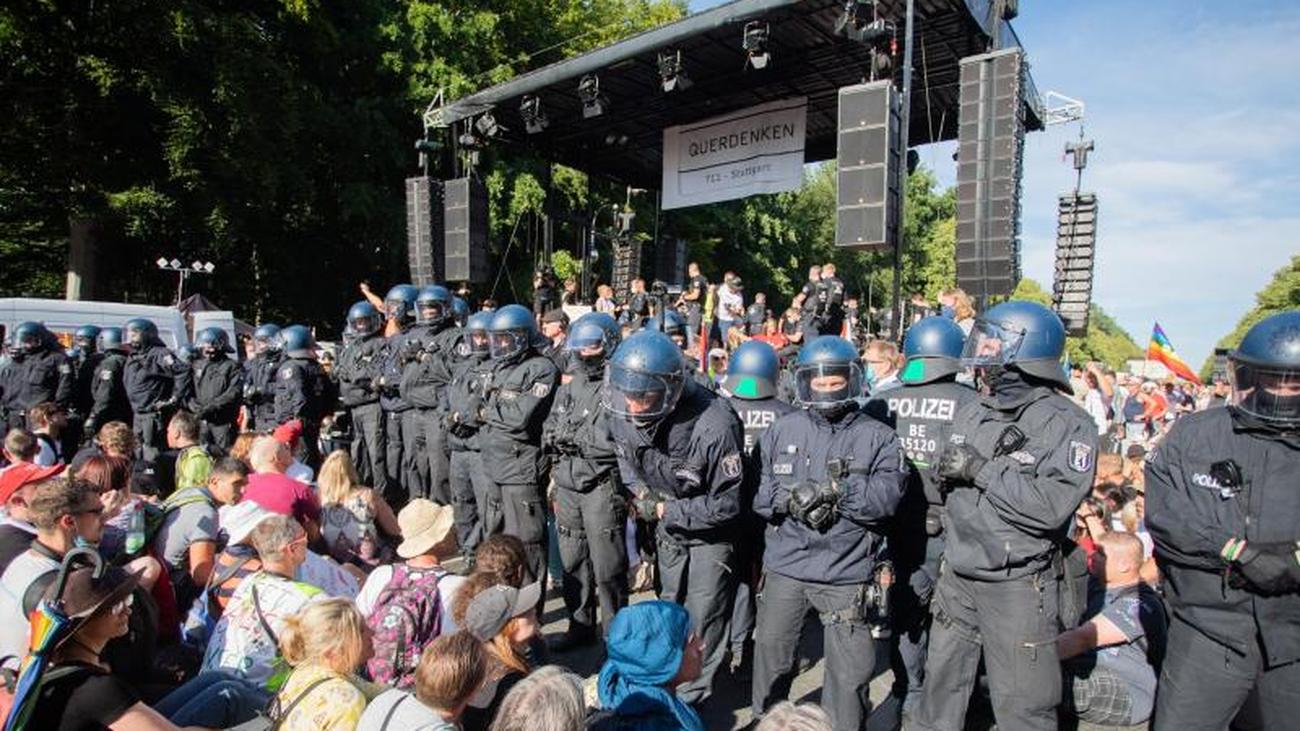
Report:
597,601,704,731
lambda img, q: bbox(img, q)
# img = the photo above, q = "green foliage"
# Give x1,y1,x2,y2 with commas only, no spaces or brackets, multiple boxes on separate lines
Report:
1010,279,1142,371
1201,255,1300,378
551,250,582,283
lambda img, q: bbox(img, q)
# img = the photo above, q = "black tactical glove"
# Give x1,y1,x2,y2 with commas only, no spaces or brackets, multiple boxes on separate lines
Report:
787,480,837,530
803,483,840,532
633,491,667,522
937,443,987,487
1228,541,1300,595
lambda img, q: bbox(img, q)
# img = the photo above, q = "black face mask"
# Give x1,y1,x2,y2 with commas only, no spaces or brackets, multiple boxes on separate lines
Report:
572,354,605,380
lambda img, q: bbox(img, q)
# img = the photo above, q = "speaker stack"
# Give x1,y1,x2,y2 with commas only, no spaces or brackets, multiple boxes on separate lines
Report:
405,176,443,286
444,177,490,283
835,80,903,250
1052,192,1097,335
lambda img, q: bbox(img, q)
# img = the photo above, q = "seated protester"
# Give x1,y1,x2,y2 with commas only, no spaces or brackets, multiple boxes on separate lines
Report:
153,456,248,609
3,427,40,471
228,430,259,467
27,401,67,466
591,601,704,731
189,501,270,628
168,411,212,492
244,468,359,600
24,565,193,731
358,632,487,731
76,455,158,580
356,499,464,688
453,575,542,731
488,665,586,731
68,420,136,474
202,514,325,692
244,438,323,542
272,421,316,484
1056,531,1168,728
317,450,400,567
0,461,62,571
272,598,378,731
754,701,832,731
472,534,529,588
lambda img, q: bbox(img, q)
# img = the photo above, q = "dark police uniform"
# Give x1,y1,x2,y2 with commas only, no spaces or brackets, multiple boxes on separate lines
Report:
73,350,105,423
18,345,74,414
683,273,709,347
909,385,1096,731
87,351,131,432
1145,407,1300,730
798,277,821,338
751,407,906,729
273,354,330,468
123,341,181,465
545,364,628,638
865,378,977,713
481,349,559,585
399,322,458,503
610,382,745,704
0,354,24,430
244,350,283,431
446,349,494,553
746,302,767,336
190,353,244,451
377,326,420,503
336,331,387,493
818,274,846,337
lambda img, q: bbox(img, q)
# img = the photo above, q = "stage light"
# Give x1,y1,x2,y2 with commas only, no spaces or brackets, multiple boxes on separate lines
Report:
834,0,873,37
578,75,607,118
743,22,770,70
658,50,691,92
520,95,547,134
474,113,500,138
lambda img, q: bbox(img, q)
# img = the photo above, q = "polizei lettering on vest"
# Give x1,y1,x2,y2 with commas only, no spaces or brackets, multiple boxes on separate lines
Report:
887,397,957,421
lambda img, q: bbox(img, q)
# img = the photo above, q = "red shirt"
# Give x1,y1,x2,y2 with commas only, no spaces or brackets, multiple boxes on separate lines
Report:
751,332,789,350
241,472,321,527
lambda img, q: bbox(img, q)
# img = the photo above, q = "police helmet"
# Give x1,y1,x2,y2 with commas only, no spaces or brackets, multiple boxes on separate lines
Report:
901,316,966,385
721,340,780,400
97,327,126,354
466,310,494,357
13,322,47,354
1228,311,1300,427
793,335,863,410
384,284,419,324
347,301,381,337
416,285,453,326
567,313,621,362
603,330,686,425
279,325,317,359
124,318,159,349
644,310,688,348
195,327,231,357
451,297,470,328
74,325,101,352
176,344,198,362
253,323,282,354
487,305,539,362
961,300,1067,388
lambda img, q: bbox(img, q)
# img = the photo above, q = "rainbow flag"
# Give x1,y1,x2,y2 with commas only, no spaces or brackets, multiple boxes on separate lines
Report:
1147,323,1201,385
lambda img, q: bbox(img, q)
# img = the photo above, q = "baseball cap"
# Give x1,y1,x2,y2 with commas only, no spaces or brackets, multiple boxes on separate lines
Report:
464,582,541,641
272,420,303,449
0,462,66,504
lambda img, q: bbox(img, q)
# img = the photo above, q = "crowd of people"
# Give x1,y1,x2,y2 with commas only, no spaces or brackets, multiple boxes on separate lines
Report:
0,266,1295,731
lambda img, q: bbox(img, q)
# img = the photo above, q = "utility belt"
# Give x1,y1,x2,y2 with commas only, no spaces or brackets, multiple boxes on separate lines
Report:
818,562,894,638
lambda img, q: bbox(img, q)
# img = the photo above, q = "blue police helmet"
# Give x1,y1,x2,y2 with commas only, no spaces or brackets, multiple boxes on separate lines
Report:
97,327,125,353
74,325,101,349
13,322,47,354
278,325,316,359
961,300,1067,388
721,340,779,400
567,312,621,360
253,323,282,353
347,301,381,337
1229,310,1300,426
487,304,539,362
451,296,470,327
195,327,231,355
384,284,419,323
793,335,863,409
603,330,686,425
901,316,966,385
465,310,494,356
416,285,452,325
124,318,159,349
644,310,687,339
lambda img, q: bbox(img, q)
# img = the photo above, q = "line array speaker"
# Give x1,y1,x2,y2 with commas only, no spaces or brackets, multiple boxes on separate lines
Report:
1052,192,1098,335
835,80,903,250
955,47,1028,301
444,177,490,283
611,236,642,298
405,177,444,286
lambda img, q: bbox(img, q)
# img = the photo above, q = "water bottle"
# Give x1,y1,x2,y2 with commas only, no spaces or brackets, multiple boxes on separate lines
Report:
126,507,146,555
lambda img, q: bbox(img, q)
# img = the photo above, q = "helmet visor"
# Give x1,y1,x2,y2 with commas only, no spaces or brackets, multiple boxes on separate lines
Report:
349,314,378,336
489,330,528,360
602,363,684,422
961,319,1026,367
418,302,445,324
794,362,862,407
468,329,491,355
385,299,409,321
566,330,607,358
1230,361,1300,426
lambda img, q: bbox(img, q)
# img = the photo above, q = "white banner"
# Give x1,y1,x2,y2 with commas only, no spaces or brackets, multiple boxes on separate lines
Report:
661,97,807,210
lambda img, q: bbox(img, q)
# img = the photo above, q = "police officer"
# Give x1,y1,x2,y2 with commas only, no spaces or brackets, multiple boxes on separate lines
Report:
274,325,330,468
909,301,1097,731
864,316,977,715
605,329,745,704
189,328,243,452
336,301,388,492
70,324,102,444
0,335,22,429
445,311,495,554
796,266,822,338
451,296,470,328
481,305,560,585
122,318,183,465
401,284,459,503
750,335,905,729
1145,311,1300,730
243,324,283,431
377,284,420,502
817,264,846,337
13,322,75,420
720,340,794,673
545,313,627,651
173,343,200,409
681,262,709,349
86,327,131,435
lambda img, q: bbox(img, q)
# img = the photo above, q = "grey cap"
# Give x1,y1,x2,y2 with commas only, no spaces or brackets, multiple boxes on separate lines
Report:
464,582,542,641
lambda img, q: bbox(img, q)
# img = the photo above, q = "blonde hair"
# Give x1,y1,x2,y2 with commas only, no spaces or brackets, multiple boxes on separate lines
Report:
279,598,369,674
942,287,976,321
317,450,363,506
229,432,260,466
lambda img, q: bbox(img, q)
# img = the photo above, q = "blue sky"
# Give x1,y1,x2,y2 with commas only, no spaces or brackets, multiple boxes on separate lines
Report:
687,0,1300,365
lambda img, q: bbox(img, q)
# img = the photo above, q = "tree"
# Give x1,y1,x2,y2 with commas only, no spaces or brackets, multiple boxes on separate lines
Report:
1201,254,1300,378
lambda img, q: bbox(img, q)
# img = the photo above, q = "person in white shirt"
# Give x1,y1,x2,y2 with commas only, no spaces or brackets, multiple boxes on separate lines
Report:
355,499,464,634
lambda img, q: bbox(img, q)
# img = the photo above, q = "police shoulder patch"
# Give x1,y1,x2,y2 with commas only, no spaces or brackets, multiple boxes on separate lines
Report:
1068,441,1094,473
280,367,296,380
457,343,471,357
100,370,114,381
721,452,743,479
531,382,552,398
58,363,71,374
161,355,174,367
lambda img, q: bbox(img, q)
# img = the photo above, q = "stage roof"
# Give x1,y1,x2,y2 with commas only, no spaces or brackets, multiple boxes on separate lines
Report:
431,0,1043,188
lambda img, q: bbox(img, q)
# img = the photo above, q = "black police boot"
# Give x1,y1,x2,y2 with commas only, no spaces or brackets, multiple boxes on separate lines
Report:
548,622,598,653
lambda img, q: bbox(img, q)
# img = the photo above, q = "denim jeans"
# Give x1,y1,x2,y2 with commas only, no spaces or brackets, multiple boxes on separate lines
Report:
155,670,272,727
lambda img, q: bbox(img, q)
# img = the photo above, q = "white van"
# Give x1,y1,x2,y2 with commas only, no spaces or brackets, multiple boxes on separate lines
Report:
0,298,191,350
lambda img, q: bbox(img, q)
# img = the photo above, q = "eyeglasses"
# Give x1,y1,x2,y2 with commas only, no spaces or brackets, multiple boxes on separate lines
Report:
110,594,134,615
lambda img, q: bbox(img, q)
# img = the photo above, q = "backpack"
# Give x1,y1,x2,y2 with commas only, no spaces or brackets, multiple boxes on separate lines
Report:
364,564,443,689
